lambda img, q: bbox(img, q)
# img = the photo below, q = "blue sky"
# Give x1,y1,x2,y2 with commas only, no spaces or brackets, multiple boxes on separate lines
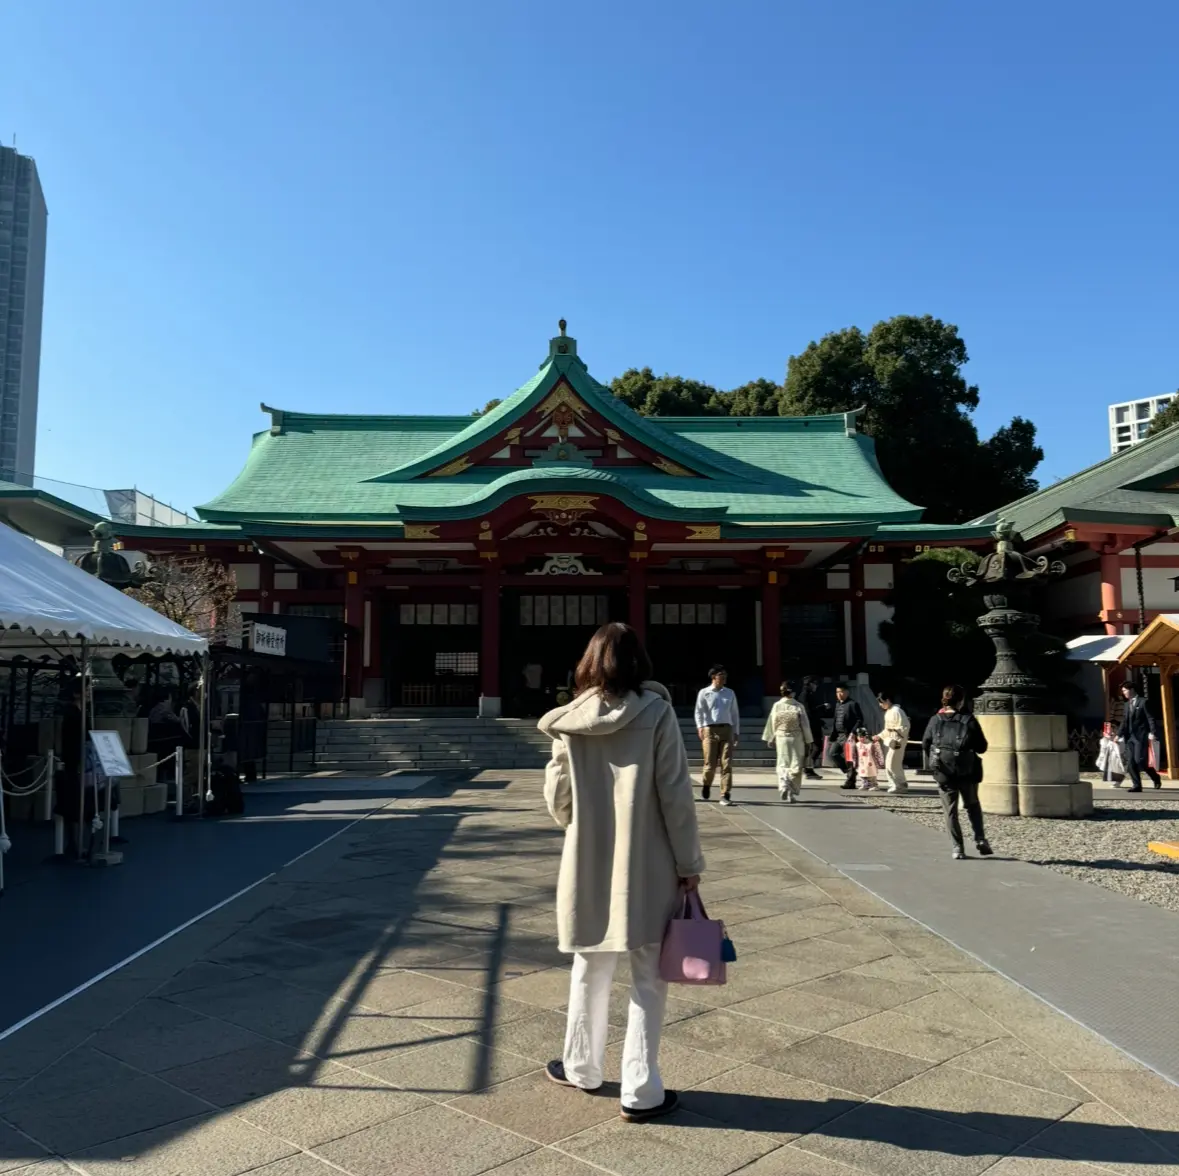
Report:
3,1,1177,513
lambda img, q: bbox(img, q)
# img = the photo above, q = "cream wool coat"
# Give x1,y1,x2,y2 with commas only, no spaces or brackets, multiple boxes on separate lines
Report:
540,681,706,954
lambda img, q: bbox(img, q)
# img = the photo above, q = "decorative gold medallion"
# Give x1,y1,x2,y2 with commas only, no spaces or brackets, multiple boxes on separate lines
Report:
686,525,721,540
403,524,440,540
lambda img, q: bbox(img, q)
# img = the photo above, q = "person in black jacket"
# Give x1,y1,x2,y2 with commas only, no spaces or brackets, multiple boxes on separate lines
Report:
801,677,823,780
831,684,863,790
922,685,993,860
1118,681,1162,791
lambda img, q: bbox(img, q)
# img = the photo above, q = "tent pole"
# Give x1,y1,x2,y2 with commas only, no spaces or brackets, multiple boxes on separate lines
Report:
77,640,89,861
197,653,209,816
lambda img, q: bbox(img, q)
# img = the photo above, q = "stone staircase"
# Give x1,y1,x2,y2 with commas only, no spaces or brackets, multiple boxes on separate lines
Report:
270,712,776,776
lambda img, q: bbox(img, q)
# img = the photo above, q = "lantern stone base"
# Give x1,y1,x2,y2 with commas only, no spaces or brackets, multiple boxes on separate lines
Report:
976,713,1093,818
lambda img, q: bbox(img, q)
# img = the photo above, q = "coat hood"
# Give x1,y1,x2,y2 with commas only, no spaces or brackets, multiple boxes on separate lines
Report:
538,681,671,738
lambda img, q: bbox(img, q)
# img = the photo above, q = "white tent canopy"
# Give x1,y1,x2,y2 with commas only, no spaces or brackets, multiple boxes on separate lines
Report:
1066,633,1136,664
0,522,206,658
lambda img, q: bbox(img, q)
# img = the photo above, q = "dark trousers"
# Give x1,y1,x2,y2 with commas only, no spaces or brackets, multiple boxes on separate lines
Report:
1124,738,1161,790
831,735,856,786
936,774,986,852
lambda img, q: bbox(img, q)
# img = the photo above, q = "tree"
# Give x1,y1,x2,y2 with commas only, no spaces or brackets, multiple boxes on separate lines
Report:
125,556,240,644
609,368,730,416
779,316,1042,523
472,398,503,417
1148,395,1179,436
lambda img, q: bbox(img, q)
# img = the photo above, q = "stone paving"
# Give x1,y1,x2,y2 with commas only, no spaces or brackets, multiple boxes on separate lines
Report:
2,770,1179,1175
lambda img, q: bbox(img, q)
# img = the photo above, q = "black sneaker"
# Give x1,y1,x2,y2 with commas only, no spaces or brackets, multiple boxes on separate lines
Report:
621,1091,679,1123
952,848,967,860
546,1060,600,1093
976,840,994,857
839,781,856,790
805,770,822,780
701,785,711,801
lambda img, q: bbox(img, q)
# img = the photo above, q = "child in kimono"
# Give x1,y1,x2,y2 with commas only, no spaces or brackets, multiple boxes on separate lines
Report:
854,728,880,790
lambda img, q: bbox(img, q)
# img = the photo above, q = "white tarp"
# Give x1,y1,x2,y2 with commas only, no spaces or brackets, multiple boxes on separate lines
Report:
0,521,206,657
1066,633,1136,664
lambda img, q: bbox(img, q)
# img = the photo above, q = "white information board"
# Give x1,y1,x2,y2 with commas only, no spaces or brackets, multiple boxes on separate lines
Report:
251,622,287,657
89,730,135,779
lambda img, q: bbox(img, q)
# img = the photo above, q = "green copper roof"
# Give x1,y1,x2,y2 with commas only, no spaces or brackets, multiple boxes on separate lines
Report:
974,426,1179,539
196,334,925,530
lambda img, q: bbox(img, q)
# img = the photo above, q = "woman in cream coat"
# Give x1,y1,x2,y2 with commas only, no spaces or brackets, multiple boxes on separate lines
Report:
540,622,704,1124
762,682,814,802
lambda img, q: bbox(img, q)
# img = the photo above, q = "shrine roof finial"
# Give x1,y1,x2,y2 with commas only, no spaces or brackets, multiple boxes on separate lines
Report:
559,318,567,337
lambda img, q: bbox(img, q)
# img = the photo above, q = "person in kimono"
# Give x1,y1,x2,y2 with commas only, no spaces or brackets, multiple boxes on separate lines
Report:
853,728,879,790
874,691,911,794
762,683,813,802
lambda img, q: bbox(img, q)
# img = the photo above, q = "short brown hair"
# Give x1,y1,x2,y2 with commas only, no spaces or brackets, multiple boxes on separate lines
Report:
941,684,965,709
575,623,653,699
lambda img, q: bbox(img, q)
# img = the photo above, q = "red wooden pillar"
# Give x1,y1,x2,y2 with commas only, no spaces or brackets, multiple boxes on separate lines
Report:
761,570,781,702
344,572,365,701
258,558,274,615
850,555,867,668
628,556,647,643
480,563,501,716
1099,547,1124,636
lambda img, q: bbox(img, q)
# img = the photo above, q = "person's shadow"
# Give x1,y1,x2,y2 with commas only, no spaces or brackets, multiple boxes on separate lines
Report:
664,1089,1179,1168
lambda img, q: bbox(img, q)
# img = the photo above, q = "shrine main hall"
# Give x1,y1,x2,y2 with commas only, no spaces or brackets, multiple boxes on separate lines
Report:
109,326,988,715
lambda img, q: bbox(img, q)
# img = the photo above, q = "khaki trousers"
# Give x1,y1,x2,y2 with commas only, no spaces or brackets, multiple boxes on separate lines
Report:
702,724,734,797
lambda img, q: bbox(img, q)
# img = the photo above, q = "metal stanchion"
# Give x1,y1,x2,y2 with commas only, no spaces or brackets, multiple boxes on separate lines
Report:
41,750,55,822
175,745,185,817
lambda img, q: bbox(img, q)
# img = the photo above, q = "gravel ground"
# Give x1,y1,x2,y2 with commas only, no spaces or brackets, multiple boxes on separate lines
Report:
857,789,1179,912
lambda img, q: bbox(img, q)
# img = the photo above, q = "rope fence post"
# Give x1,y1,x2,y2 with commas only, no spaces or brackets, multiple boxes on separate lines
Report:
175,745,184,818
41,750,55,823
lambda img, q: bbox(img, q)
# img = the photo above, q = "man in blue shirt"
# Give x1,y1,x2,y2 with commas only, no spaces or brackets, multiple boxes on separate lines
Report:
695,665,740,806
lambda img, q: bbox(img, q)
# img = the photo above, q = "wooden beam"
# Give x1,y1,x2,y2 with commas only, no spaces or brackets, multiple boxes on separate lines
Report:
1160,657,1179,781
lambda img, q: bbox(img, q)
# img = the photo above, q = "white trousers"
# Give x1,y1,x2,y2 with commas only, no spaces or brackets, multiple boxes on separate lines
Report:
885,744,907,791
563,942,667,1110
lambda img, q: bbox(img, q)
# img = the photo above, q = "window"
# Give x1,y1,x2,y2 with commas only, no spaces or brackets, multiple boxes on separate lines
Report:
1137,402,1151,419
519,594,607,626
434,652,478,676
649,601,727,625
1115,406,1129,424
399,602,478,625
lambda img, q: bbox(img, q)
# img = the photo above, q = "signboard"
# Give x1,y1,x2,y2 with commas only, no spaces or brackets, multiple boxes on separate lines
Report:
251,622,287,657
89,730,134,779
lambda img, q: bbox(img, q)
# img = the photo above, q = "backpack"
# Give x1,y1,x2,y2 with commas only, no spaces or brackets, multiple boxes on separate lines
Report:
930,712,977,779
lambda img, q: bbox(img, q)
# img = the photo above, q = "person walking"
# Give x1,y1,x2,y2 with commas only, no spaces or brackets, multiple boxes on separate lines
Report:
922,685,993,860
694,665,739,806
830,683,863,790
762,682,813,802
1118,680,1162,791
540,623,704,1124
875,691,911,794
801,677,824,780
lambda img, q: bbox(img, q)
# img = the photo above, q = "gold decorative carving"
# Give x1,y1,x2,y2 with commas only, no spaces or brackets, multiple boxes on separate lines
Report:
686,525,721,541
629,550,649,560
765,549,786,561
605,428,622,443
537,383,588,421
504,427,522,444
479,520,493,541
653,456,694,477
403,524,440,540
429,456,472,477
529,494,597,527
479,550,499,560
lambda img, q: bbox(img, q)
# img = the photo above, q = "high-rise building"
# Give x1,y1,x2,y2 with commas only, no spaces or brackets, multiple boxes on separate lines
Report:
1109,395,1172,454
0,146,48,486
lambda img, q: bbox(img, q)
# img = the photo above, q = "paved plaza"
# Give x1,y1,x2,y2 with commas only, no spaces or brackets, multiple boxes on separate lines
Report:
2,771,1179,1175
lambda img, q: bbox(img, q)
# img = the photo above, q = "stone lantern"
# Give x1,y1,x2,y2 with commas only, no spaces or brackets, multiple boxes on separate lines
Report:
948,520,1092,817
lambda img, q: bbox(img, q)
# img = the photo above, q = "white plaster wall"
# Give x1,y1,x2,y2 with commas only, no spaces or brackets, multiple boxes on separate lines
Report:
1121,565,1179,612
865,601,894,665
230,563,261,590
863,563,894,591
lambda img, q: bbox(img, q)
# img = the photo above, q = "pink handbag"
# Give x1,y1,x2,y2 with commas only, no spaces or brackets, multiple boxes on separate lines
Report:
659,890,728,985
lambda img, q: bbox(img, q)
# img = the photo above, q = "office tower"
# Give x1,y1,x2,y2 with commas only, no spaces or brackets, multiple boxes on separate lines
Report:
0,146,48,485
1108,396,1173,454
